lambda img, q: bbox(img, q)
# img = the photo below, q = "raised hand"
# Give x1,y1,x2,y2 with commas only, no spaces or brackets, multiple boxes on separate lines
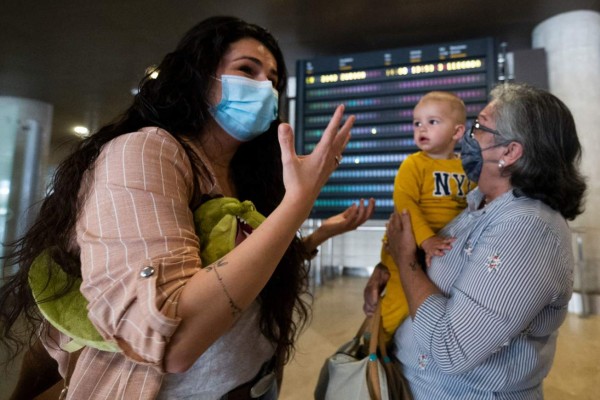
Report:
303,198,376,255
385,210,418,268
320,198,375,237
277,105,354,207
363,263,390,316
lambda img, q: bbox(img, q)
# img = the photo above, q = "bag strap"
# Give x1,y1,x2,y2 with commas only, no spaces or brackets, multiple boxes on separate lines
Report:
366,301,384,400
377,313,391,363
355,315,370,339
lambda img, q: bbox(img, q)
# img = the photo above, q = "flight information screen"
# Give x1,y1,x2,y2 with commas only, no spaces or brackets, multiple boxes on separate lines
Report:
295,37,496,219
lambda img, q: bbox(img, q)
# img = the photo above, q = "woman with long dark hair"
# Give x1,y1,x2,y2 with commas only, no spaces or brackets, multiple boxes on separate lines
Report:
1,16,373,399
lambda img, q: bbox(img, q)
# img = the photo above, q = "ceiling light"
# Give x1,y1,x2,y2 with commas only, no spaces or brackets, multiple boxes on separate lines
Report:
145,65,159,79
73,126,90,137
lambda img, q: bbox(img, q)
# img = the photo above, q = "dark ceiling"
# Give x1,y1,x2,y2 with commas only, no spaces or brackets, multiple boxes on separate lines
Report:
1,0,599,164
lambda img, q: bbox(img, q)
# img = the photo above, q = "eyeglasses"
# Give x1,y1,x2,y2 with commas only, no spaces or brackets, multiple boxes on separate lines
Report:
469,120,502,139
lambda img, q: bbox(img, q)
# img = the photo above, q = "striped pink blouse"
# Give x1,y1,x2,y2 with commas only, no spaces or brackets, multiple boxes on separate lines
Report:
43,127,259,398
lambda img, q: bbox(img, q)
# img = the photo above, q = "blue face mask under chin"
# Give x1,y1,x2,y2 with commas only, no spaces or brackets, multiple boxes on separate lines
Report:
209,75,279,142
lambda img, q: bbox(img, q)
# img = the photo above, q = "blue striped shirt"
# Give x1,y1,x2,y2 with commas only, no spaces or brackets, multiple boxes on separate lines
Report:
393,188,574,399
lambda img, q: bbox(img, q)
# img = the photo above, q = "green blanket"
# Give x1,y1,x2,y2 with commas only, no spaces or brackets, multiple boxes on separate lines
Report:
29,197,265,352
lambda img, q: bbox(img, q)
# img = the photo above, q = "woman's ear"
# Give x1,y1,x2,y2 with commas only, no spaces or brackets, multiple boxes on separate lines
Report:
452,124,466,141
502,141,523,166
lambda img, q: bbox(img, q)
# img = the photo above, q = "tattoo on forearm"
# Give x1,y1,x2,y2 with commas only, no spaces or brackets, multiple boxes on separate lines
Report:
216,258,228,267
211,257,242,317
409,261,419,272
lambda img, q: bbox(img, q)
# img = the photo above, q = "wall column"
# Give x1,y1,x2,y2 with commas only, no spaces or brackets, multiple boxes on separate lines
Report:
532,10,600,313
0,96,52,398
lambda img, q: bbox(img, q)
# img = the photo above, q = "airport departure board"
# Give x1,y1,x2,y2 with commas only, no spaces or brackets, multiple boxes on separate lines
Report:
295,37,496,219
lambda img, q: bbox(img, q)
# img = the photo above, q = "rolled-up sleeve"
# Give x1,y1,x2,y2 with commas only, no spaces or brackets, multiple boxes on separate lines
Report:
77,128,202,370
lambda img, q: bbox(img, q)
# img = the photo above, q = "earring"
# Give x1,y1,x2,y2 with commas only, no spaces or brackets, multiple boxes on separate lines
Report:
498,159,506,169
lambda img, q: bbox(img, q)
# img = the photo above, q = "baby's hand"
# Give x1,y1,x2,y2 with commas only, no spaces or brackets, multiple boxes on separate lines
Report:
421,235,455,267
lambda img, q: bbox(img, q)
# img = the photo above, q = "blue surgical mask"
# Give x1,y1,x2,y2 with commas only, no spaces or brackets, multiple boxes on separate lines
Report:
460,133,505,182
209,75,279,142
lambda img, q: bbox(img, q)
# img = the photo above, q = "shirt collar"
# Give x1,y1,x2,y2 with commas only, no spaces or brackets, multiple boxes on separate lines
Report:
467,188,516,212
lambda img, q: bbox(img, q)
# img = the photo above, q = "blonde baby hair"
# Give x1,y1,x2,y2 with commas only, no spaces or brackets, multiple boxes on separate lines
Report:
418,91,467,124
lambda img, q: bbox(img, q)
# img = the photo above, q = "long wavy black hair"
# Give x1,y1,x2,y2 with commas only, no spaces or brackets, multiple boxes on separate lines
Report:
0,16,310,364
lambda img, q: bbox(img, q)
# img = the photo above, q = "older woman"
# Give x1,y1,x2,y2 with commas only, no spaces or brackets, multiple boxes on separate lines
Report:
365,83,586,399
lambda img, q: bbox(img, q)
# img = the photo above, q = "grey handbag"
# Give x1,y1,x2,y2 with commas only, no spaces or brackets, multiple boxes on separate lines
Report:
314,301,412,400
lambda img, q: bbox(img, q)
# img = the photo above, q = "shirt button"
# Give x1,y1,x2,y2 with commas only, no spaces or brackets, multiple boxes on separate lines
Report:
140,266,155,278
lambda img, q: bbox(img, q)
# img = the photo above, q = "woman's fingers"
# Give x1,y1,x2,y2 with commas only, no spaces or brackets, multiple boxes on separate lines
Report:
319,104,346,145
389,209,413,238
279,104,355,169
363,287,379,316
355,198,375,222
335,113,355,147
277,105,356,204
363,264,389,316
313,105,355,163
387,211,401,237
365,198,376,219
341,202,358,219
277,123,296,165
400,208,413,229
385,210,418,262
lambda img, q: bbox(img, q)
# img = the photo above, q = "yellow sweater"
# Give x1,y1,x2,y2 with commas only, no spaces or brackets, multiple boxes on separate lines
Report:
381,151,475,341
